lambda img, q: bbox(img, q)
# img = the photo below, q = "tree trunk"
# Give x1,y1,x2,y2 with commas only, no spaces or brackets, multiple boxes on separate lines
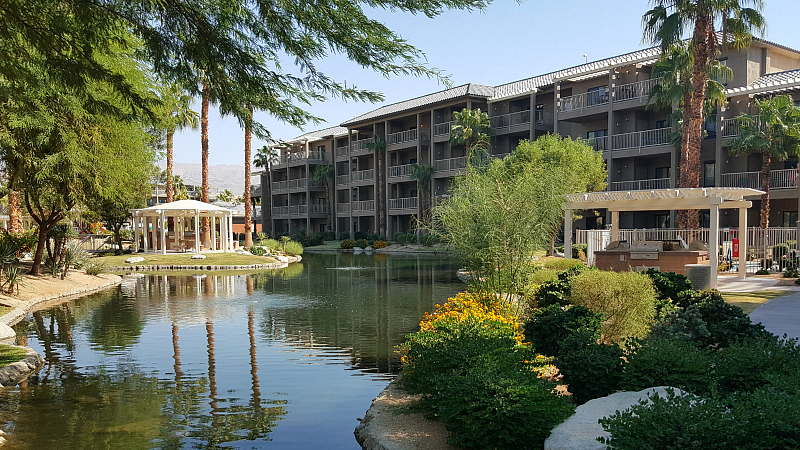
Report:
265,168,273,237
677,88,694,228
244,103,254,248
324,180,332,230
30,216,59,276
166,125,174,203
8,191,22,233
201,83,211,247
760,152,771,228
378,150,386,237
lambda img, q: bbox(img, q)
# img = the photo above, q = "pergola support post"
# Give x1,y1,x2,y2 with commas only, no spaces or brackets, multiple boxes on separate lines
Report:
134,214,140,252
611,210,620,242
564,209,573,259
160,211,167,255
739,206,748,279
194,211,201,254
710,204,719,289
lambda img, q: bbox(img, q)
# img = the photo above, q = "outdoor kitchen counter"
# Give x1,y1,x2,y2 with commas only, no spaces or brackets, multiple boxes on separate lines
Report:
594,249,709,275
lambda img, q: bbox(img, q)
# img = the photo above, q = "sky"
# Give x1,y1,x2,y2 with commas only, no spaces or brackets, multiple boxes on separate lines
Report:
170,0,800,167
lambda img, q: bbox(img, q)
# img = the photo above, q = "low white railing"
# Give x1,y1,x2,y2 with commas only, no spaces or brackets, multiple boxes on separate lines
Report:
433,121,452,137
308,205,328,215
388,163,414,178
612,127,671,151
272,206,289,216
351,138,374,155
720,168,798,190
613,78,660,102
559,90,608,113
608,178,671,191
722,118,740,138
287,179,307,190
586,136,608,152
272,181,288,191
337,203,350,214
336,174,349,185
387,129,417,146
335,145,350,158
433,156,467,173
350,169,375,183
351,200,375,212
389,197,418,210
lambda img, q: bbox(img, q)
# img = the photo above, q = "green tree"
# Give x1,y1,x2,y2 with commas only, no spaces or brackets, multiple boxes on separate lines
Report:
365,137,388,237
410,163,435,222
216,189,235,203
160,85,199,203
243,103,255,247
449,108,495,167
430,135,605,296
312,165,335,231
89,188,151,251
254,146,281,237
728,95,800,228
643,0,765,228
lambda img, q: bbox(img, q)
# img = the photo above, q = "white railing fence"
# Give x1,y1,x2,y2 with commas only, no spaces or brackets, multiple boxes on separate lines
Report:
613,78,660,102
720,168,798,190
433,156,467,173
433,121,452,137
386,129,417,146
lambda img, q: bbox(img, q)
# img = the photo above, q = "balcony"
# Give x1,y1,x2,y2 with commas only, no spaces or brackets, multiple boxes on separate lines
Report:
433,156,467,174
388,163,414,179
272,180,288,192
720,168,798,190
276,150,328,167
612,78,660,103
350,169,375,183
336,174,349,185
722,117,740,138
433,121,452,137
559,90,608,113
387,129,418,147
272,206,289,218
611,127,671,152
308,205,329,215
609,178,671,191
337,203,350,214
351,200,375,213
351,138,374,156
335,144,350,158
586,136,608,152
287,179,307,190
389,197,418,211
289,205,307,217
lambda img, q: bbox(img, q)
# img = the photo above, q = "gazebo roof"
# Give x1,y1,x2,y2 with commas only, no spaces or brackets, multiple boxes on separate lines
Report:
565,187,764,212
132,199,232,217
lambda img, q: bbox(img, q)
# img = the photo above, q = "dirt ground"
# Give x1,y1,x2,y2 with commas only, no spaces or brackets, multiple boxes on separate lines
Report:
0,262,120,310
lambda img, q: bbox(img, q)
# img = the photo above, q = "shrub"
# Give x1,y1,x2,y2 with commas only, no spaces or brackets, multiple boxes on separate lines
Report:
393,232,407,244
293,232,323,247
321,231,335,241
83,259,108,276
534,279,571,308
784,266,799,278
339,232,350,240
712,337,800,395
420,233,440,247
262,239,281,253
556,333,624,405
643,269,692,304
528,268,559,285
406,232,417,244
372,240,387,249
354,239,368,249
755,268,771,275
569,270,656,343
249,246,267,256
650,305,711,343
621,337,712,394
339,239,355,249
284,241,303,256
676,288,723,308
524,305,602,357
539,258,584,271
354,231,367,240
694,296,772,348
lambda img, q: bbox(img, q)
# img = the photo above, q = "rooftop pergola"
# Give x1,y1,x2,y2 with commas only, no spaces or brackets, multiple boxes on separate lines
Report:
563,187,765,288
131,200,235,254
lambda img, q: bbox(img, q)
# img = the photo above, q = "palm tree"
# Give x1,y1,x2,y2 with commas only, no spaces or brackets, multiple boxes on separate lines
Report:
643,0,766,228
254,145,280,237
365,137,387,237
409,164,434,222
728,95,800,228
162,86,199,202
7,190,22,233
312,165,334,231
243,102,255,247
449,108,494,167
172,174,190,200
200,82,214,247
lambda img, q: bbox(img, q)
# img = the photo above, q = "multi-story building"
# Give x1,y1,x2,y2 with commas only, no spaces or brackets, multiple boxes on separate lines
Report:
261,37,800,238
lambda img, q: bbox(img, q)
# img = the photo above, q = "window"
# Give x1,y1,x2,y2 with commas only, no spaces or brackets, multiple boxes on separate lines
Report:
655,167,670,179
587,86,608,106
587,130,608,151
783,211,798,228
654,214,670,229
655,119,669,129
703,161,716,187
316,145,326,152
410,189,417,198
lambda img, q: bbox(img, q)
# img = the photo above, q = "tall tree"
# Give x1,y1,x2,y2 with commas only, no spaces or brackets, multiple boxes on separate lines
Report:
200,82,213,247
161,86,198,202
254,146,280,237
643,0,765,228
312,165,335,231
243,103,254,247
728,95,800,228
449,108,494,167
7,191,23,233
410,164,434,223
365,137,387,237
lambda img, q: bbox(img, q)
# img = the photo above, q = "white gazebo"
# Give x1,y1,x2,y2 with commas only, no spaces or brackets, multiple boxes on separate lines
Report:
131,200,235,254
563,187,765,288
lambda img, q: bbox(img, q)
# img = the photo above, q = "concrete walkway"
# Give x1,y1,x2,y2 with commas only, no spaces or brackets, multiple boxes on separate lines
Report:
716,275,800,293
749,291,800,339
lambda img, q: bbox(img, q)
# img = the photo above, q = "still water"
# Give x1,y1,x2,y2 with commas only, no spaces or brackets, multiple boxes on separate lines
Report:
0,253,462,449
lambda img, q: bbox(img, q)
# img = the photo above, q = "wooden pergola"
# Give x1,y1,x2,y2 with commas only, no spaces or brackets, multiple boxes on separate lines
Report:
563,187,764,288
131,200,235,254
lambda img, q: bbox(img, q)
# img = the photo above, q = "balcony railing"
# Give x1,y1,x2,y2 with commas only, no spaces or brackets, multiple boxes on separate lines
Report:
336,174,349,185
351,138,374,155
559,90,609,113
308,205,329,215
433,156,467,173
272,206,289,217
288,205,307,216
389,197,418,210
722,117,740,138
609,178,671,191
535,110,555,125
285,150,326,164
351,200,375,212
335,145,350,158
287,179,307,190
350,169,375,183
612,127,672,151
337,203,350,214
720,168,798,190
433,121,452,137
272,180,288,191
586,136,608,152
612,78,660,102
386,129,418,146
388,163,414,178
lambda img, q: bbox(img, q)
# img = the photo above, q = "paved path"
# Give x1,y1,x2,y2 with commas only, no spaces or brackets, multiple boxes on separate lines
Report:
716,275,800,293
749,291,800,339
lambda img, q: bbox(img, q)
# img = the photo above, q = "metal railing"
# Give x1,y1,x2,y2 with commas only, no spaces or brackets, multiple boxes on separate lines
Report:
608,178,671,191
336,174,350,185
350,169,375,183
491,110,534,129
536,110,555,125
433,121,452,137
433,156,467,173
559,90,609,113
272,180,288,191
586,136,608,152
287,179,307,190
388,163,414,178
335,145,350,158
389,197,418,210
351,200,375,212
612,78,660,102
337,203,350,214
351,138,374,155
289,205,307,216
285,150,326,164
308,205,329,215
720,168,798,190
612,127,672,151
386,129,417,146
722,118,740,138
272,206,289,217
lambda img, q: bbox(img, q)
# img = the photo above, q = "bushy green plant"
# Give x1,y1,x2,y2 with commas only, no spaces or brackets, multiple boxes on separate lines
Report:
354,239,368,249
354,231,368,240
321,231,335,241
644,269,692,303
556,332,624,405
62,240,89,278
676,288,723,308
524,305,602,357
284,241,303,256
262,238,281,253
372,240,387,249
539,258,585,272
83,259,108,276
569,270,656,343
755,268,771,275
419,233,440,247
2,266,24,294
694,296,772,348
784,266,799,278
249,245,267,256
650,304,711,343
528,268,559,285
338,232,350,240
534,279,571,308
621,337,712,394
392,232,407,244
556,244,588,259
339,239,355,249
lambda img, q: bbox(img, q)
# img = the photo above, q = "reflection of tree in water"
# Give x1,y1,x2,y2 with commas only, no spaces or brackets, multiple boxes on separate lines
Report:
87,291,145,352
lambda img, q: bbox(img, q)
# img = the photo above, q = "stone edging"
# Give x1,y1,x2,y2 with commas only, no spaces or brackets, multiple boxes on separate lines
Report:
0,346,45,388
107,255,302,272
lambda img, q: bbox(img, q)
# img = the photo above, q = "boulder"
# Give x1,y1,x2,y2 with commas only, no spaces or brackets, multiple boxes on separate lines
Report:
545,387,684,450
190,254,207,260
125,256,145,264
364,246,373,252
275,255,289,263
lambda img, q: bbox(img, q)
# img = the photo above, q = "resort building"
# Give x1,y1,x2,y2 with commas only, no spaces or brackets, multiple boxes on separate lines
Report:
260,37,800,238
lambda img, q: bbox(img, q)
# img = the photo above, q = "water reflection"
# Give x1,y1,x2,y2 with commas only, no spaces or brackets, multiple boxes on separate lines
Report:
1,253,461,449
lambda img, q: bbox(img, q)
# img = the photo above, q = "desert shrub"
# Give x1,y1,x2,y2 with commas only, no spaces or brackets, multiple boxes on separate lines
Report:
392,232,407,244
354,239,368,249
372,240,387,249
524,305,602,357
339,239,355,249
354,231,367,240
339,232,349,240
755,268,771,275
284,241,303,256
556,333,624,405
293,232,323,247
248,246,267,256
650,305,711,343
534,279,571,308
539,258,584,272
528,268,559,285
367,233,383,241
263,239,281,253
621,337,712,394
405,232,417,244
419,233,440,247
569,270,656,343
83,259,108,276
0,229,37,258
784,266,799,278
712,337,800,395
64,241,89,269
694,296,772,348
321,231,335,241
644,269,692,303
676,288,723,308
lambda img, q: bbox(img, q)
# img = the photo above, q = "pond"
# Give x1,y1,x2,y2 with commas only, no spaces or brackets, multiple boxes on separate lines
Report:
0,253,462,449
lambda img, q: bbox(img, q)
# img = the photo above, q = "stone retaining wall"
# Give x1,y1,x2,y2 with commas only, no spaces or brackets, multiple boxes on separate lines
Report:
108,255,302,272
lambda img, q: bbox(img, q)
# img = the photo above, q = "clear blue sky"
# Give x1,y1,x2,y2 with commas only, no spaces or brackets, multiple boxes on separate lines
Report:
171,0,800,167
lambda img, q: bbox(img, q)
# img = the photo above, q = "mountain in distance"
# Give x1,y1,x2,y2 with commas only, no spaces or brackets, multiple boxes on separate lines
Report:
158,161,248,195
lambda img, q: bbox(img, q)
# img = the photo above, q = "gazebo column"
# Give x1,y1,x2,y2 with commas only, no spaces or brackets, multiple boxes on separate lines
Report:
221,214,228,252
143,217,150,252
611,210,620,242
194,212,201,254
134,214,140,252
739,206,748,279
173,215,180,250
228,214,234,251
161,211,167,255
710,203,719,289
564,209,573,259
211,216,217,251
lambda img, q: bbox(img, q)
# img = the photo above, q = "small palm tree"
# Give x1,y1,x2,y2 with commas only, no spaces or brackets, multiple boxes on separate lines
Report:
728,95,800,228
254,145,280,237
365,137,387,237
410,164,434,221
312,165,335,231
161,85,199,203
449,108,494,167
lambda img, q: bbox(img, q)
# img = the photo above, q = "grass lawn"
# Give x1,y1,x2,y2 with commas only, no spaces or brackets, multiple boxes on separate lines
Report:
722,290,787,314
305,241,342,250
0,306,12,317
97,253,278,267
0,344,26,368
